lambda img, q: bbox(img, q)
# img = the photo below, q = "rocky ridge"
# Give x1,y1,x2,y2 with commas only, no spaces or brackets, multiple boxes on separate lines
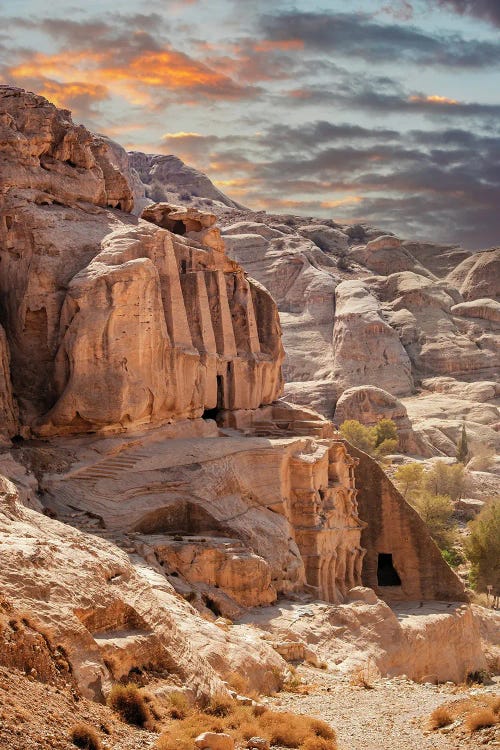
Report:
0,88,498,743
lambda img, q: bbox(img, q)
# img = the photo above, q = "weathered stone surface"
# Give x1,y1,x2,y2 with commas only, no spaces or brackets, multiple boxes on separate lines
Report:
451,298,500,323
129,151,243,210
242,598,488,684
0,326,18,443
332,280,414,397
296,224,349,254
0,88,284,436
349,235,433,278
0,475,225,701
447,247,500,301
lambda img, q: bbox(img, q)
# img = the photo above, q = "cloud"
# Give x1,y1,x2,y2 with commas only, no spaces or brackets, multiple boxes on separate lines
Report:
259,11,500,67
434,0,500,26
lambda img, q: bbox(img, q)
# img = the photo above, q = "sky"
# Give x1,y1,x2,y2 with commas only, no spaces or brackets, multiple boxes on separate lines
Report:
1,0,499,248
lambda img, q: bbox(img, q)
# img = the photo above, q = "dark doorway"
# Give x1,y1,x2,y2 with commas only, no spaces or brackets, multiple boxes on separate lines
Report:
216,375,224,408
377,553,402,587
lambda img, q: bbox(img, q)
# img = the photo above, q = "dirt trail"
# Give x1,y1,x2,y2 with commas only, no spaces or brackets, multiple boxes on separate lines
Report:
268,665,499,750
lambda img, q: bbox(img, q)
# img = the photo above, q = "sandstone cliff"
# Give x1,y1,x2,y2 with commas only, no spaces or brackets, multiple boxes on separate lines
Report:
0,88,494,711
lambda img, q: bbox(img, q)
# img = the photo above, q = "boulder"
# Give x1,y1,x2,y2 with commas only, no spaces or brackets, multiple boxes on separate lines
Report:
446,247,500,301
195,732,234,750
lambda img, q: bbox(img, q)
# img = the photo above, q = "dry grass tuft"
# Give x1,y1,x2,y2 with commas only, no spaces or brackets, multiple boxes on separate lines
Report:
204,691,234,717
70,723,101,750
465,708,497,732
300,738,337,750
107,682,150,727
489,695,500,715
429,707,453,730
349,667,374,690
156,697,337,750
167,691,190,720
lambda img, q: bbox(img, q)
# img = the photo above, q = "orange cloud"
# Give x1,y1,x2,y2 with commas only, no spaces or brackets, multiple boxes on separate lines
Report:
35,80,109,110
409,94,459,105
8,43,257,114
320,196,363,209
253,39,304,52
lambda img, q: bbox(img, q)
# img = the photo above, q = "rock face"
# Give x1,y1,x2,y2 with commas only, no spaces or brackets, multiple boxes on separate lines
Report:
447,247,500,301
345,443,467,602
331,280,414,398
0,89,485,707
0,88,283,435
129,151,244,210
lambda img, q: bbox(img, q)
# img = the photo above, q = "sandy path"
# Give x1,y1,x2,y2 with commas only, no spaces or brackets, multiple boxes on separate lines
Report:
268,665,498,750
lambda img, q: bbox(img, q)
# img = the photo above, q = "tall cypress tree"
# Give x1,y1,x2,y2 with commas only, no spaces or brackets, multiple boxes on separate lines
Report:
456,422,469,464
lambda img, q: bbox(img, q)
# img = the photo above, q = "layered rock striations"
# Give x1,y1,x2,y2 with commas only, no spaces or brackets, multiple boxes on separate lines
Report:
0,87,283,436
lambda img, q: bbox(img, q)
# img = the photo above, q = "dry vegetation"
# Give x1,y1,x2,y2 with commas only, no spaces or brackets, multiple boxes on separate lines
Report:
429,693,500,736
156,692,337,750
70,723,102,750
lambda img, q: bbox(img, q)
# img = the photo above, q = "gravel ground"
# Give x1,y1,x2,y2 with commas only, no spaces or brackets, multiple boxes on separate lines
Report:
268,665,499,750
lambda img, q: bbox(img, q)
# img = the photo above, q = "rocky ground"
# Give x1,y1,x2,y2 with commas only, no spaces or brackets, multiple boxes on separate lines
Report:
270,664,500,750
2,662,497,750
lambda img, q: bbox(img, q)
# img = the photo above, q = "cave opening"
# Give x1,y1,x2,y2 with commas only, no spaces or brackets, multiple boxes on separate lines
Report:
377,553,402,587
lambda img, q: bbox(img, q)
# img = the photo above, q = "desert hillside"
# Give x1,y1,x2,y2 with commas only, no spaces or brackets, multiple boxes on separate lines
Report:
0,86,498,750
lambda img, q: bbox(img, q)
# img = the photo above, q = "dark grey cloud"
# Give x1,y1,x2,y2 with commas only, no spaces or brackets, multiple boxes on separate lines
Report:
260,11,500,67
435,0,500,26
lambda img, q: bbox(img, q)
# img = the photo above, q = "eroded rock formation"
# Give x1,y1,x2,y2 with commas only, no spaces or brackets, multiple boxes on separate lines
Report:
0,87,283,436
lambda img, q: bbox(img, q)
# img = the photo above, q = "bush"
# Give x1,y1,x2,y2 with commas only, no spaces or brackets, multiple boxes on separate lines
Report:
465,708,496,732
464,497,500,592
107,683,150,727
393,463,425,500
339,420,376,454
339,418,398,458
429,707,452,730
413,491,456,550
70,724,101,750
425,461,465,501
300,738,337,750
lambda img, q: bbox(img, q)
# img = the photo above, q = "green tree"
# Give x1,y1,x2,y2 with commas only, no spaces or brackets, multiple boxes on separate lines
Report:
425,460,466,501
373,418,399,456
464,497,500,592
456,423,469,464
393,462,425,500
339,420,376,455
413,491,457,550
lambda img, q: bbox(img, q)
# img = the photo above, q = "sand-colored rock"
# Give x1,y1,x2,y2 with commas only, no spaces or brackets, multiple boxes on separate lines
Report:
195,732,234,750
447,247,500,301
332,280,414,397
241,598,487,684
0,475,225,701
0,89,284,435
349,235,434,278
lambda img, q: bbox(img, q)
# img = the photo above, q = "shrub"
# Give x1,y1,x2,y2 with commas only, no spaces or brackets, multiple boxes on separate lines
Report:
339,420,376,455
465,708,496,732
424,461,465,501
413,491,456,550
107,682,150,727
336,253,351,271
70,724,101,750
393,463,425,500
300,738,337,750
464,497,500,591
339,418,398,458
429,707,452,730
204,691,234,717
167,691,190,719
